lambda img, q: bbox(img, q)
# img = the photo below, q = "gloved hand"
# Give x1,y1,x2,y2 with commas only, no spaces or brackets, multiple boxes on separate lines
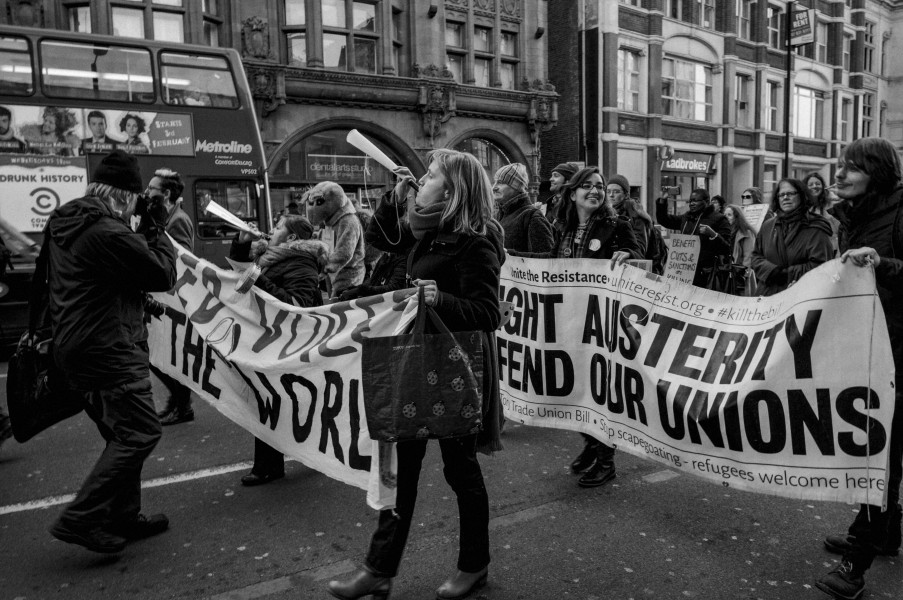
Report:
339,285,369,301
136,195,168,235
145,196,168,229
768,267,788,286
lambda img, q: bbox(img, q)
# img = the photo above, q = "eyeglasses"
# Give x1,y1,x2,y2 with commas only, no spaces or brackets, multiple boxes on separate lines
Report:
145,185,162,193
741,194,752,199
579,183,605,191
777,192,799,199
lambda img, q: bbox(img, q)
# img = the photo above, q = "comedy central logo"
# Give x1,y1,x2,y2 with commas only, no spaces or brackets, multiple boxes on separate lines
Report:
30,186,61,216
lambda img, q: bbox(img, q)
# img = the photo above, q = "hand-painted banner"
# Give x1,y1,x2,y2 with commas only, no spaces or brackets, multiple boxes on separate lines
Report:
498,257,895,507
148,241,406,509
662,233,699,285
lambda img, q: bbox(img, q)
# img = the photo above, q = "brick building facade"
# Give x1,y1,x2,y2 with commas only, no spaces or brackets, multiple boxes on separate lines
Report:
543,0,903,213
0,0,557,212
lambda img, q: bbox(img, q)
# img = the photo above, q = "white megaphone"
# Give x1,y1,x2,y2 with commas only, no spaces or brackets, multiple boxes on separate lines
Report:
345,129,399,171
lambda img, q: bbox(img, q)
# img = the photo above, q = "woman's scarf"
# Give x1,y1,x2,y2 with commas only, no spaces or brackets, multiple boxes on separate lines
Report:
774,203,807,242
408,201,448,239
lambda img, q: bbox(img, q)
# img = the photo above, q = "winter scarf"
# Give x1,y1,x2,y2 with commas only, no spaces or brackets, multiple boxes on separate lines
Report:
408,201,448,239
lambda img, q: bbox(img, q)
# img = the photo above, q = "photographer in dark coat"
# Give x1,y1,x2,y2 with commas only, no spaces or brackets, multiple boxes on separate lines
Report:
655,188,731,287
46,150,176,554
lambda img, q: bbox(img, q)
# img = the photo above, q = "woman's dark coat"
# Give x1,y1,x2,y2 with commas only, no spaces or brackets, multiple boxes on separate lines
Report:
230,239,324,308
749,212,834,296
370,198,504,452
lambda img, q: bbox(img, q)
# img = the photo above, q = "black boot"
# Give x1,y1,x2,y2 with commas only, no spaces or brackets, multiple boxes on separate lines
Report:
570,441,596,474
578,444,616,488
327,567,392,600
815,557,865,600
825,503,902,557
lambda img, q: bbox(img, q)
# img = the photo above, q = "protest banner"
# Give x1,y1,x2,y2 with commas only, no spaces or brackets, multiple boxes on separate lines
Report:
743,204,770,233
497,256,895,506
662,233,699,285
147,241,407,509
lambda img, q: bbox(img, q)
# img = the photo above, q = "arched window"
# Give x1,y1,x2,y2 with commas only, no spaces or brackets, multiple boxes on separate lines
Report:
270,128,400,214
453,137,511,178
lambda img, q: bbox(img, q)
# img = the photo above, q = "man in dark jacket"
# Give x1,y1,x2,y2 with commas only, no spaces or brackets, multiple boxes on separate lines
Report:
544,161,579,223
655,188,731,287
47,150,176,554
148,168,197,426
494,162,554,253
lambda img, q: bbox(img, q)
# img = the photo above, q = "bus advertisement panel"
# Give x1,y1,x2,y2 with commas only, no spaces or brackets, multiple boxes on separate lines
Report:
0,104,261,234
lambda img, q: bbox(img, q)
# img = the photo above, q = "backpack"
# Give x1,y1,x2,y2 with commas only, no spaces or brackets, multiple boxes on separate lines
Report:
646,223,668,275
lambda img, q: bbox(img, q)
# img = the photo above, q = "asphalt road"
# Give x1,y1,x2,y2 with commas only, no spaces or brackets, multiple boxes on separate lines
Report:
1,364,900,600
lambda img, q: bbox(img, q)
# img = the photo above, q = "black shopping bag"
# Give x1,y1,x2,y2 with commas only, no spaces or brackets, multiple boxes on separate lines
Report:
361,287,484,442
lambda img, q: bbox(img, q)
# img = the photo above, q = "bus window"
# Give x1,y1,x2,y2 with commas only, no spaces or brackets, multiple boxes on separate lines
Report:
161,52,239,109
40,41,153,103
195,180,258,239
0,36,33,96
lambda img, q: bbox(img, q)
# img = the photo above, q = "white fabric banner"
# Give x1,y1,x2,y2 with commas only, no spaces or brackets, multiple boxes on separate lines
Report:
148,243,405,509
498,256,895,507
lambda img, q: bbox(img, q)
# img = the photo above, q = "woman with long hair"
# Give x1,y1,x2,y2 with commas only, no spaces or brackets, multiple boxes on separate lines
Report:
327,149,504,600
514,166,639,488
804,171,839,255
816,137,903,600
723,203,755,267
119,113,149,154
749,178,833,296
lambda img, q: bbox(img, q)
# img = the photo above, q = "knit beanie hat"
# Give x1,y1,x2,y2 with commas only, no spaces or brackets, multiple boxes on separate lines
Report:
552,162,580,182
608,174,630,194
494,163,529,193
92,149,142,194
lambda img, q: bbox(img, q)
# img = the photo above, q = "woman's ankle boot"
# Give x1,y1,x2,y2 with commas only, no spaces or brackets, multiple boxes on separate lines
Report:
435,567,488,600
326,567,392,600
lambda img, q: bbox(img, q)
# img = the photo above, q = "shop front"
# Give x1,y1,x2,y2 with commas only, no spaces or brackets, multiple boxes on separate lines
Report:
268,127,413,220
659,150,717,214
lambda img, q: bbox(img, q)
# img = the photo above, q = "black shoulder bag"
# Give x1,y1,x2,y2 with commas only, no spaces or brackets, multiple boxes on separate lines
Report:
6,241,82,443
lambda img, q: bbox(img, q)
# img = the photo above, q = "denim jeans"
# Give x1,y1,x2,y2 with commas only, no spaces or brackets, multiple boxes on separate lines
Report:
57,378,162,528
365,434,490,577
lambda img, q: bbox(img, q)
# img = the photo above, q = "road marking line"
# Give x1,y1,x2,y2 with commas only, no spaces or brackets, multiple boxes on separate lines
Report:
0,461,254,516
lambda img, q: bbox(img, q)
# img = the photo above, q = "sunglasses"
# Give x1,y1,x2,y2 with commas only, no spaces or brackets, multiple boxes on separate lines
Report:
741,194,752,199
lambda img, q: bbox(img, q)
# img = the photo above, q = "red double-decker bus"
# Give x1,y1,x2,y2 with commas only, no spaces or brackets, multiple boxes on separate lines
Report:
0,25,271,353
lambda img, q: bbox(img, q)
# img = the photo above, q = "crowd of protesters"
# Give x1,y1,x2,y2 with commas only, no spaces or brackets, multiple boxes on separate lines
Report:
1,137,901,600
